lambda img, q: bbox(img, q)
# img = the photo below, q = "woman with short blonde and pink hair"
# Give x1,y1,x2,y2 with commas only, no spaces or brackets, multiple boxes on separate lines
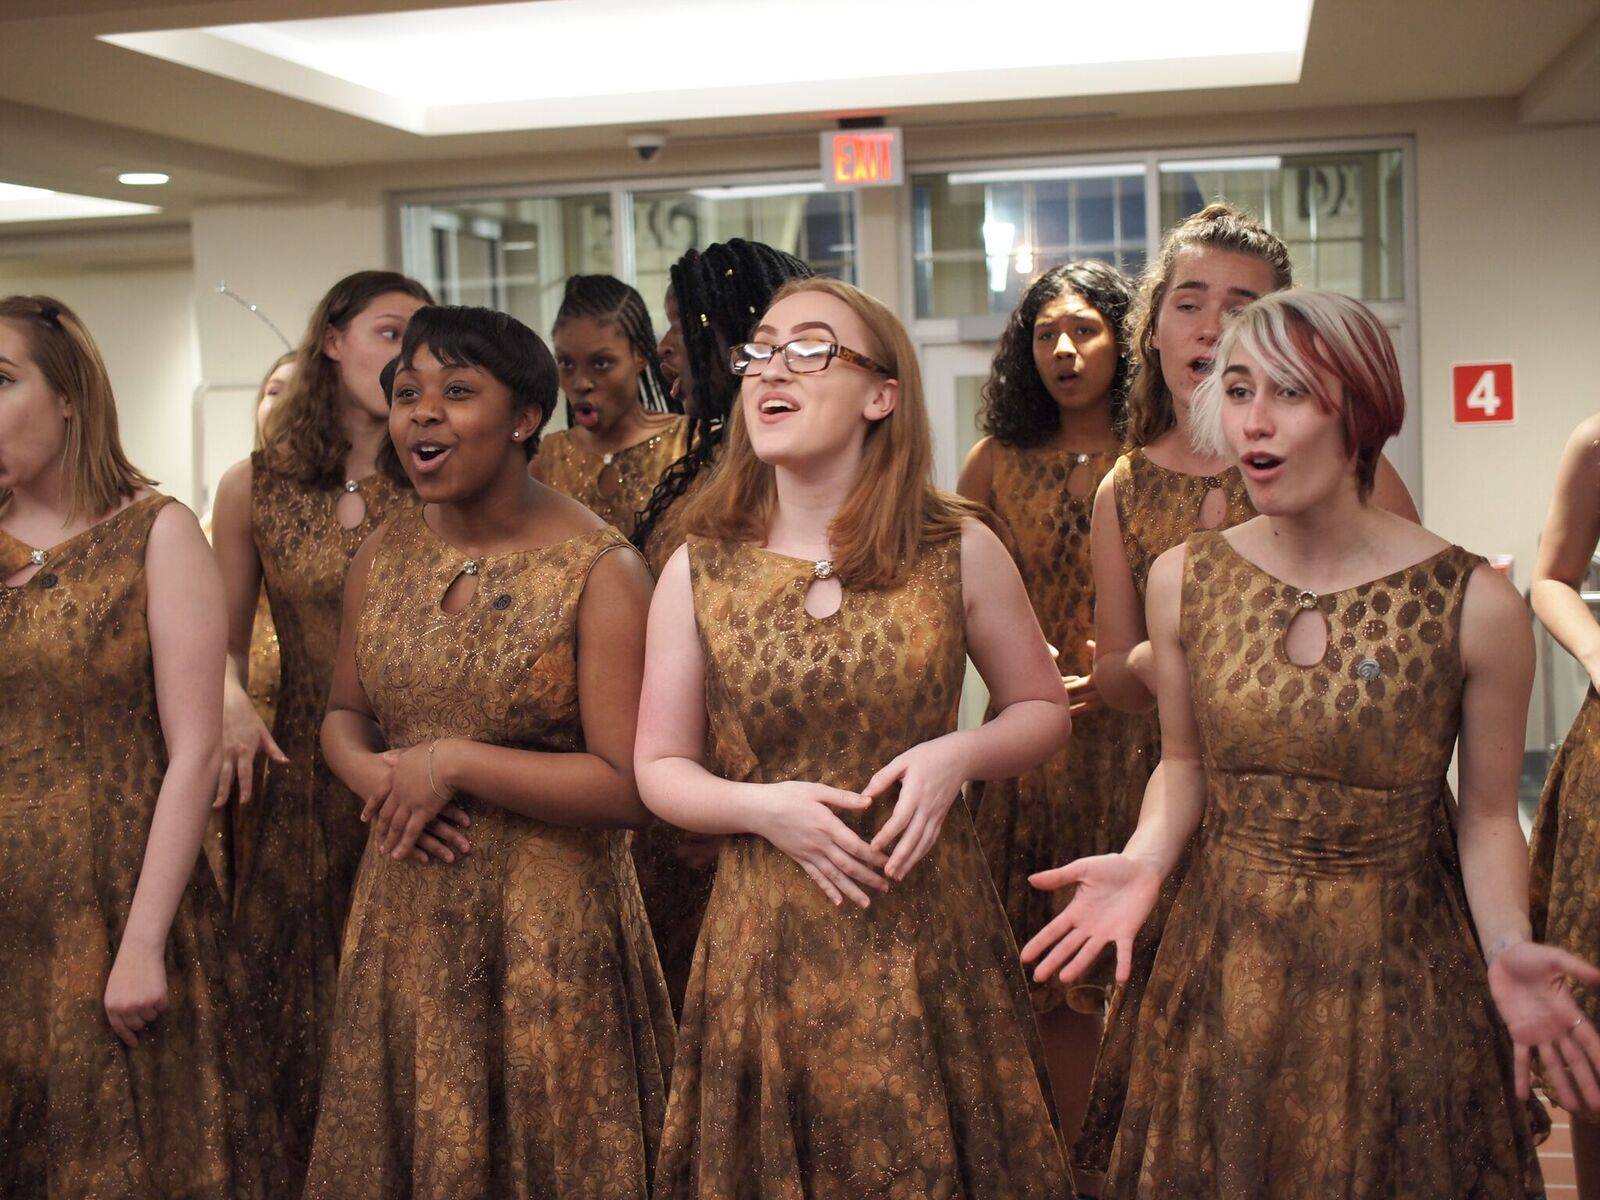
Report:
1027,288,1593,1197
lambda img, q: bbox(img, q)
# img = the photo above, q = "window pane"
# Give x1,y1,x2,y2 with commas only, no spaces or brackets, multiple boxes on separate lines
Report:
398,193,613,332
1157,149,1405,300
911,165,1147,318
631,185,856,331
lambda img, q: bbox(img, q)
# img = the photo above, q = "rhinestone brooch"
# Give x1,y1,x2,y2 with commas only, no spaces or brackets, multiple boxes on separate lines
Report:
812,560,835,581
343,479,360,493
1295,590,1319,611
462,560,480,576
29,548,47,566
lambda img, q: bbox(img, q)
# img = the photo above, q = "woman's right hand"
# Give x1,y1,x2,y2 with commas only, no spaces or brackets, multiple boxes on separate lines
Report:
214,685,289,809
1020,853,1163,986
751,780,891,909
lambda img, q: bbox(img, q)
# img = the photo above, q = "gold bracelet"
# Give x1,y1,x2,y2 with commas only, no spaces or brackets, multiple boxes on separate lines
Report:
426,739,450,802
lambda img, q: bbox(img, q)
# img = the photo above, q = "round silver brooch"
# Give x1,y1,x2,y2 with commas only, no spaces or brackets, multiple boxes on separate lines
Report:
462,559,480,576
1295,590,1319,611
812,560,835,581
343,478,360,493
1356,656,1381,681
29,548,47,566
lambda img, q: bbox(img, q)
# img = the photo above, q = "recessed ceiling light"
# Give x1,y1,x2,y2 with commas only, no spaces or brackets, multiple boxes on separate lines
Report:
101,0,1313,137
117,172,170,186
0,180,160,223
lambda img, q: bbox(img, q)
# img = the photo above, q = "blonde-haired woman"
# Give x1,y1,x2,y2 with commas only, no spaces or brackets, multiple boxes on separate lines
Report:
209,269,431,1187
0,295,278,1196
1028,288,1585,1197
637,277,1076,1196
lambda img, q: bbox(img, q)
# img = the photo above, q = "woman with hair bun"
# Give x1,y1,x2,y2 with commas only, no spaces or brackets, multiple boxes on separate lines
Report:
0,295,279,1197
1028,288,1580,1197
209,268,432,1189
532,274,686,539
306,305,671,1198
959,259,1139,1145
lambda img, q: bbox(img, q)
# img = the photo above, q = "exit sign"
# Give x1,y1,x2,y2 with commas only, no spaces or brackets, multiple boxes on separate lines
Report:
821,128,903,190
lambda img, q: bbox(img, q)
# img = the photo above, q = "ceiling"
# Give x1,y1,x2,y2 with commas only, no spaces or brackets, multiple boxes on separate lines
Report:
0,0,1595,236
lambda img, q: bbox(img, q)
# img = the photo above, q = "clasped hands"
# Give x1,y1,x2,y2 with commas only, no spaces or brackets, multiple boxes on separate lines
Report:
358,741,473,864
756,736,970,909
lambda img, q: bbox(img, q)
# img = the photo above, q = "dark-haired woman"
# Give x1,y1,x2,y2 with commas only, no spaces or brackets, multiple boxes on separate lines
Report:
0,296,279,1197
305,305,672,1199
209,269,432,1188
959,259,1137,1148
531,275,687,540
630,239,814,1015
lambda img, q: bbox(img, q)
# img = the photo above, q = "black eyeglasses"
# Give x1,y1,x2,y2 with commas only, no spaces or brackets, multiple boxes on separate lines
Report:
729,338,891,377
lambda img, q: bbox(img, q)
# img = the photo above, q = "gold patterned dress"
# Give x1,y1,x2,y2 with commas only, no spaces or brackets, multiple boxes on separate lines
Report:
0,496,278,1199
532,414,690,538
233,453,413,1187
973,442,1143,1014
656,534,1072,1199
1103,531,1544,1198
304,511,674,1200
1529,688,1600,1045
1074,447,1255,1184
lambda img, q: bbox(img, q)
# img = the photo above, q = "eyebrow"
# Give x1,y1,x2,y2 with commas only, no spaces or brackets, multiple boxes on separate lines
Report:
1222,364,1252,376
372,312,411,322
1171,279,1262,300
0,355,15,368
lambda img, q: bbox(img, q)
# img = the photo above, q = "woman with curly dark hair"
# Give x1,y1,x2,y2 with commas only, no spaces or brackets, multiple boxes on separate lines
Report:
957,259,1137,1149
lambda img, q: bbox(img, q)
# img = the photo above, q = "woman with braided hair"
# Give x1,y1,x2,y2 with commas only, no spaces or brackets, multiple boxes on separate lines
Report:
634,238,813,577
531,274,687,539
630,238,814,1016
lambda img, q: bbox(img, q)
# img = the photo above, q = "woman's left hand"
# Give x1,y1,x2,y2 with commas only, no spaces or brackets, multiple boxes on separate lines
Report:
1488,940,1600,1111
370,741,453,861
865,736,970,881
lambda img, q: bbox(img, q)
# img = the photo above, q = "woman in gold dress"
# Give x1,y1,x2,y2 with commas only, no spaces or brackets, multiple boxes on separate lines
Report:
637,278,1075,1197
209,270,432,1189
0,296,276,1198
629,240,814,1015
531,275,686,538
306,304,671,1198
1027,288,1593,1198
1074,205,1420,1192
1528,408,1600,1195
959,260,1137,1146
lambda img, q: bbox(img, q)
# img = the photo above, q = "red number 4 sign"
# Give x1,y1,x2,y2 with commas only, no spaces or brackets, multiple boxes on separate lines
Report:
1452,361,1515,425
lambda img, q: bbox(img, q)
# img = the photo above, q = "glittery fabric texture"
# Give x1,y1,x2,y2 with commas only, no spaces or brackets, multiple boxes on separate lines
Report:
1530,688,1600,1048
655,534,1073,1199
232,452,415,1187
1073,448,1256,1181
971,443,1144,1013
1102,531,1544,1198
531,415,690,538
303,511,674,1200
0,496,280,1199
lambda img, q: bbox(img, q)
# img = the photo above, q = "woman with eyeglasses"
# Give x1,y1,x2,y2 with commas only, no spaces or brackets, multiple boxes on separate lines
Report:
636,278,1075,1197
531,274,687,540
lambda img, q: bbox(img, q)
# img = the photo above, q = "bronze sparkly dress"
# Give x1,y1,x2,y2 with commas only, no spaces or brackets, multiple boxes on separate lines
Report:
1074,447,1255,1184
0,496,278,1199
532,414,690,538
655,534,1073,1199
1103,531,1544,1198
1529,689,1600,1044
303,511,674,1200
972,442,1143,1013
233,453,413,1187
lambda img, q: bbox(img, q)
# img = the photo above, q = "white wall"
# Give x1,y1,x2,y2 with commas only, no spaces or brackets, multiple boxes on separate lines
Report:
0,261,202,508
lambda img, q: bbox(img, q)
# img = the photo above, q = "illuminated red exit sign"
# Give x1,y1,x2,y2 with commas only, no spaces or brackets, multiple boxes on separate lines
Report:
821,128,903,190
